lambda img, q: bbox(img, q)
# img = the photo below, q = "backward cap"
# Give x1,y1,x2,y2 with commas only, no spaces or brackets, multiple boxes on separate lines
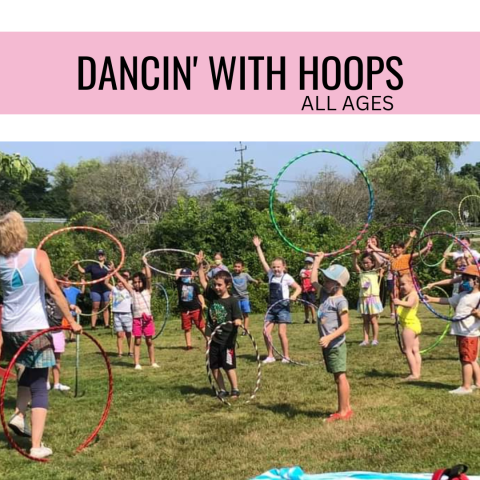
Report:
321,264,350,287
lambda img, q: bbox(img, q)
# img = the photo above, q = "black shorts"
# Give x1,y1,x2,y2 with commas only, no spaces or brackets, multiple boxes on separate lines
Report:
386,279,395,293
301,291,316,305
209,342,236,371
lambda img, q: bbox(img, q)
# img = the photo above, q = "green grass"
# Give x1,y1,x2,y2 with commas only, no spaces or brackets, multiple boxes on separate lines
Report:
1,304,479,480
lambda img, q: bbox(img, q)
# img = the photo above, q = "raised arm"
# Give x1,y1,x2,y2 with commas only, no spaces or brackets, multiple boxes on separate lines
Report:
352,250,362,274
37,250,82,333
440,254,452,276
80,277,86,295
111,262,134,294
311,252,325,284
196,251,208,290
404,230,417,251
253,236,271,274
142,257,152,291
74,260,86,275
412,239,433,258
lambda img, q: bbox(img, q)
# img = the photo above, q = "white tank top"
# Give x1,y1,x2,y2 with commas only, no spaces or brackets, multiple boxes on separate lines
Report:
0,248,49,332
131,290,151,318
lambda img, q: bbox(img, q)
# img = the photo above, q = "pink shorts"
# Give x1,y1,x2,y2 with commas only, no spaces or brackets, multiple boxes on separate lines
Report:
51,331,66,354
132,315,155,338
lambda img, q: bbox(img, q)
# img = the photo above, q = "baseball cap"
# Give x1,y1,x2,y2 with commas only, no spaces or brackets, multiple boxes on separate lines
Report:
321,264,350,287
180,267,193,276
96,249,105,255
456,264,480,278
304,256,314,263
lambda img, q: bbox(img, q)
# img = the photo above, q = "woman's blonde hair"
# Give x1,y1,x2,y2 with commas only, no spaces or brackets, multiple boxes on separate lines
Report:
0,211,28,257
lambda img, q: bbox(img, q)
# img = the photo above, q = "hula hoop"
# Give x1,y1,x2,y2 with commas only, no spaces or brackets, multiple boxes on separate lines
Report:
409,231,480,322
269,149,375,257
458,195,480,232
263,298,322,367
74,328,86,398
143,249,210,277
206,323,261,407
0,327,113,462
419,210,457,267
394,286,451,356
153,283,170,340
38,226,125,287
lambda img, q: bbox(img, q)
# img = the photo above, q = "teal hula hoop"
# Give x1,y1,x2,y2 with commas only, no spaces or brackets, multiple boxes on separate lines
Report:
269,149,375,257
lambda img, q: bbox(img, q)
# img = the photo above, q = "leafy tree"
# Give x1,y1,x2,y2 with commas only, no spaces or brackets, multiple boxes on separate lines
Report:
0,152,34,181
457,162,480,187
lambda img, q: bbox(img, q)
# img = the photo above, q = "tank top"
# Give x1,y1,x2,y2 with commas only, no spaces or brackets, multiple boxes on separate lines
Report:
131,290,151,318
359,271,380,297
397,295,420,324
0,248,49,332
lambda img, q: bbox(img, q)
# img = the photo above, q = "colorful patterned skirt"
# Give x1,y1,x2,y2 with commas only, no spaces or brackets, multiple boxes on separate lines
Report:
2,330,55,369
357,295,383,315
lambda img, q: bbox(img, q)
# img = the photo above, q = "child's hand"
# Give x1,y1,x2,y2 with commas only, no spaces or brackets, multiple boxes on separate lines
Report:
472,309,480,319
318,335,331,348
426,283,436,290
71,322,83,334
253,236,262,247
354,249,361,256
409,230,417,238
233,319,242,327
426,240,433,250
80,277,86,285
393,298,401,306
195,251,205,265
423,294,432,303
314,252,325,264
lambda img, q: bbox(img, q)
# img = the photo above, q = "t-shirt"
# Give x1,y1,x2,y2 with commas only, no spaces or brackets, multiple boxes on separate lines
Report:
111,286,132,313
204,288,242,346
176,280,202,312
391,254,413,275
299,268,316,293
207,264,229,280
448,291,480,337
452,249,480,261
85,263,110,293
267,271,295,300
232,272,255,299
131,290,151,318
359,271,381,297
63,286,82,316
316,288,349,348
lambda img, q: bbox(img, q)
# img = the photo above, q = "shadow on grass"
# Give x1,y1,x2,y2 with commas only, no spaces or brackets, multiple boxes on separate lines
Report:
236,354,261,363
257,403,330,419
0,430,30,452
406,380,457,390
178,384,215,397
364,369,398,379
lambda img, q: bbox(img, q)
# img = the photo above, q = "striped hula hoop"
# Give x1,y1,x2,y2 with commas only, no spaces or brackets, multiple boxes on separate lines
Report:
269,149,375,257
143,248,210,277
38,226,125,286
205,323,262,407
458,194,480,233
153,283,170,340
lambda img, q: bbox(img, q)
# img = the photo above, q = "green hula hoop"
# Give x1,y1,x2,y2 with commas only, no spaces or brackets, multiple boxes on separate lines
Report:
419,210,457,267
458,194,480,234
269,149,375,257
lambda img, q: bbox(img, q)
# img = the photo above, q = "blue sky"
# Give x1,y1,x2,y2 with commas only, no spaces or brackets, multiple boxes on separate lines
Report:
1,141,479,193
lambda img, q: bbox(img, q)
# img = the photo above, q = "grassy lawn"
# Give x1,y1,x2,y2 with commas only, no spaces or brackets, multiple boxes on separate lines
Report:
1,303,479,480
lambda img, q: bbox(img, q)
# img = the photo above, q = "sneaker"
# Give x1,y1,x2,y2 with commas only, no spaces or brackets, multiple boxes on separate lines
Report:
30,443,53,459
390,313,396,319
186,346,193,351
128,352,134,357
312,319,316,324
371,340,379,346
151,363,160,368
8,413,31,438
303,319,310,324
134,364,142,370
325,410,354,423
53,383,70,391
449,386,473,395
359,341,369,347
262,356,276,364
46,381,51,391
231,389,241,398
217,390,229,399
281,358,291,364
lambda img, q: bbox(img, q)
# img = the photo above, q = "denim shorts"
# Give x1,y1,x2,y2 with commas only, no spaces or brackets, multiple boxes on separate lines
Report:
265,309,291,324
90,290,111,303
238,299,251,314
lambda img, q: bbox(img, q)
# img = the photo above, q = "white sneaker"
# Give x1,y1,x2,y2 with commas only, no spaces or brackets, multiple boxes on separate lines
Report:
134,364,142,370
151,363,160,368
281,358,291,364
53,383,70,391
371,340,379,346
30,443,53,459
359,341,369,347
449,386,473,395
262,357,276,364
46,381,51,391
8,413,31,438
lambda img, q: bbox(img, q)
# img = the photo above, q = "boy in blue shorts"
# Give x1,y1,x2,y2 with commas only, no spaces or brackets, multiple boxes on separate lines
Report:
232,259,259,335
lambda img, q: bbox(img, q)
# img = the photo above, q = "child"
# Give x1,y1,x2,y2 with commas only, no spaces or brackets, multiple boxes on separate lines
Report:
104,276,133,357
207,252,230,280
393,276,422,380
175,267,207,350
196,251,242,399
311,252,352,422
253,236,302,364
425,264,480,394
114,259,158,370
231,259,259,334
448,236,480,263
427,254,468,294
62,275,85,342
299,257,317,324
353,250,383,346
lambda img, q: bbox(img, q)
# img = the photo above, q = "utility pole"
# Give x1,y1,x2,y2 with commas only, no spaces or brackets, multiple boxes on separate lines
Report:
235,141,247,190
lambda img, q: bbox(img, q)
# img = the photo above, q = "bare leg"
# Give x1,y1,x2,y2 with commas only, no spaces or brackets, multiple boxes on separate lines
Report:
31,408,47,449
310,305,317,323
371,315,379,342
184,329,192,348
116,332,125,355
278,323,289,359
461,362,474,389
126,332,133,354
243,314,250,331
212,368,226,390
145,336,155,364
103,304,110,327
402,328,421,379
226,369,238,390
52,353,61,385
263,322,275,358
134,337,142,365
334,372,351,415
91,302,100,328
362,315,370,343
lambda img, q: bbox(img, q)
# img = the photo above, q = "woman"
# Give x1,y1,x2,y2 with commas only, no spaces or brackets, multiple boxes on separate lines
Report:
75,249,111,329
0,211,82,459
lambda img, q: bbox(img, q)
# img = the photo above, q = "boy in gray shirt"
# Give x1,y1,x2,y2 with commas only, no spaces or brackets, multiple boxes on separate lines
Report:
311,252,352,423
232,259,259,334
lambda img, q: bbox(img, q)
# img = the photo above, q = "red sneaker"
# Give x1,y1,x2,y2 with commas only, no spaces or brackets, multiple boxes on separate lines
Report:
325,410,353,423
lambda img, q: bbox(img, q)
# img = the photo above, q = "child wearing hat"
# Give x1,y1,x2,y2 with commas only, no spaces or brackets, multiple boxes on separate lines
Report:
300,257,317,324
175,267,207,350
311,252,352,422
425,264,480,395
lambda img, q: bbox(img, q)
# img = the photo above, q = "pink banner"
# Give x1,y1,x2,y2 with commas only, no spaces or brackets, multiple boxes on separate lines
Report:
0,32,478,114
